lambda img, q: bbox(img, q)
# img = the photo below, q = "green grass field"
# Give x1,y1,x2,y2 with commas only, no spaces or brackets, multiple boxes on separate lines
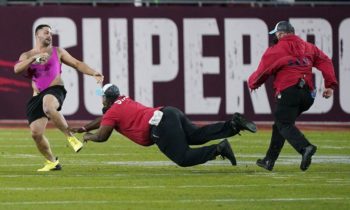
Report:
0,128,349,210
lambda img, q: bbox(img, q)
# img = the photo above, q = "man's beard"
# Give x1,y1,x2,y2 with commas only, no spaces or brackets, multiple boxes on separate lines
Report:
272,36,279,45
102,100,115,114
42,39,51,47
102,104,113,114
102,106,109,114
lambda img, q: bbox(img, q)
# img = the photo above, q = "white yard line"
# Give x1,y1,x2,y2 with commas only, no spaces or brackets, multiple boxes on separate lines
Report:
1,183,350,191
0,197,349,205
1,170,349,178
103,157,350,165
0,154,349,167
1,144,350,151
2,153,349,159
0,145,136,148
14,153,350,158
0,153,139,158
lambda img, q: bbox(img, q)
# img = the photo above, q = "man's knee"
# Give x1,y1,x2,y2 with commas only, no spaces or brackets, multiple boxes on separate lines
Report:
43,106,56,117
275,121,292,137
275,121,292,132
272,123,278,130
43,95,59,117
169,155,192,167
275,121,304,139
31,129,44,140
175,159,192,167
173,153,196,167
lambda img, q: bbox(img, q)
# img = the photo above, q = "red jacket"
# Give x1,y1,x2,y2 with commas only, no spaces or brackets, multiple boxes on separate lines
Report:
101,96,162,146
248,35,338,95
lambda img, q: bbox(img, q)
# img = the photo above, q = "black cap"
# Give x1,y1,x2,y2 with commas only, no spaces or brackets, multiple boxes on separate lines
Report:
269,21,295,35
97,84,120,99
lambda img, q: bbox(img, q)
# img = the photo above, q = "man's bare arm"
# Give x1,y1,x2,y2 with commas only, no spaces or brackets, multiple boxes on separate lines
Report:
14,52,49,74
59,47,104,83
83,125,113,143
70,117,102,133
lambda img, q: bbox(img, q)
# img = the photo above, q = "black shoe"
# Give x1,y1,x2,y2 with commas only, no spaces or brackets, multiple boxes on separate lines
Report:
51,164,62,171
53,157,62,171
217,139,237,166
300,145,317,171
256,158,275,171
231,113,257,133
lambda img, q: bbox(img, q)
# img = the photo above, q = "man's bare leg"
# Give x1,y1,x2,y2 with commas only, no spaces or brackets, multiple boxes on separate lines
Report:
42,94,72,137
30,117,56,162
42,94,83,152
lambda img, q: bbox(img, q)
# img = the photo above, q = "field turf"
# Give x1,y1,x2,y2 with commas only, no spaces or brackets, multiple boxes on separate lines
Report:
0,128,349,210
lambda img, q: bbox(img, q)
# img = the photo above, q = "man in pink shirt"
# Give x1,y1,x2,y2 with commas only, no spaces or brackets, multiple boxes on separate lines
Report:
248,21,338,171
72,84,257,167
14,24,104,171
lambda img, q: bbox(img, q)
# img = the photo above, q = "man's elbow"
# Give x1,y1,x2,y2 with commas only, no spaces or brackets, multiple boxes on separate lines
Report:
75,61,85,71
97,135,109,142
14,66,23,75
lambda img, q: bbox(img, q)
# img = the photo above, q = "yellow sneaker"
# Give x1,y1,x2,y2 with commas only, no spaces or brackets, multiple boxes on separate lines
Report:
37,158,62,172
67,136,83,152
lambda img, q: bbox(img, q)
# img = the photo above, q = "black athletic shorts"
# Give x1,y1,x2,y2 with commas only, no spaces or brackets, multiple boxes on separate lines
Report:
26,85,67,125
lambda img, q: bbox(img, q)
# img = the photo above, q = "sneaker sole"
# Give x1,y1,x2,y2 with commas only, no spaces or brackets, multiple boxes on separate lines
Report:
245,122,257,133
233,113,257,133
256,162,273,171
223,140,237,166
228,152,237,166
75,146,83,153
53,164,62,171
37,164,62,172
300,147,317,171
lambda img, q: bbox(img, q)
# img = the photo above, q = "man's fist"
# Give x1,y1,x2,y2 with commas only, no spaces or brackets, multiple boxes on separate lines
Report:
322,88,334,99
69,127,87,133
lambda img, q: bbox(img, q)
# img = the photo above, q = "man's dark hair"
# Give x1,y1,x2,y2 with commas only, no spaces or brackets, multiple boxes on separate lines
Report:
35,24,51,34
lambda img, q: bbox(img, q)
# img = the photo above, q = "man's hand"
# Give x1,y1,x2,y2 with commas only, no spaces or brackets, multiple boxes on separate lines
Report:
83,132,94,143
81,126,113,143
69,127,87,134
322,88,334,99
33,52,50,64
93,72,104,84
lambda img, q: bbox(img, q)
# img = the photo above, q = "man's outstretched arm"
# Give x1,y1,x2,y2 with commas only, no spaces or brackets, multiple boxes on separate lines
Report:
70,117,102,133
58,47,104,83
83,125,114,143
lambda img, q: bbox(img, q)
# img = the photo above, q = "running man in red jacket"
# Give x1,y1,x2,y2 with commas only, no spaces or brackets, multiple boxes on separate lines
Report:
71,84,257,167
248,21,338,171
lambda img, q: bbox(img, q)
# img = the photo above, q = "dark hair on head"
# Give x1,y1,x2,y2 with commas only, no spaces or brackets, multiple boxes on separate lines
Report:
35,24,51,34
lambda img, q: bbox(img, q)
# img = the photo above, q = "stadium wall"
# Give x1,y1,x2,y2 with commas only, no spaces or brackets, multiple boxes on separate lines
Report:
0,5,349,123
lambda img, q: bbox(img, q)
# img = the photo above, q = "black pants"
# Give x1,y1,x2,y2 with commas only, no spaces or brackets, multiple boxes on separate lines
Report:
150,106,238,167
265,85,315,161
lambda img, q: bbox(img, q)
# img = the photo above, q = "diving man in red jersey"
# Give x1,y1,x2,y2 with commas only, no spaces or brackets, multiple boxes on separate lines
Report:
71,84,257,167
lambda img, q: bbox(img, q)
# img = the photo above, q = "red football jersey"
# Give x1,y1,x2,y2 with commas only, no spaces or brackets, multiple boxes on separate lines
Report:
248,34,338,95
101,96,162,146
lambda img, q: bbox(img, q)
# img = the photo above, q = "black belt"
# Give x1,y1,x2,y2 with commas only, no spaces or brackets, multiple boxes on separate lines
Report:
149,125,159,143
149,107,166,143
297,78,308,89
